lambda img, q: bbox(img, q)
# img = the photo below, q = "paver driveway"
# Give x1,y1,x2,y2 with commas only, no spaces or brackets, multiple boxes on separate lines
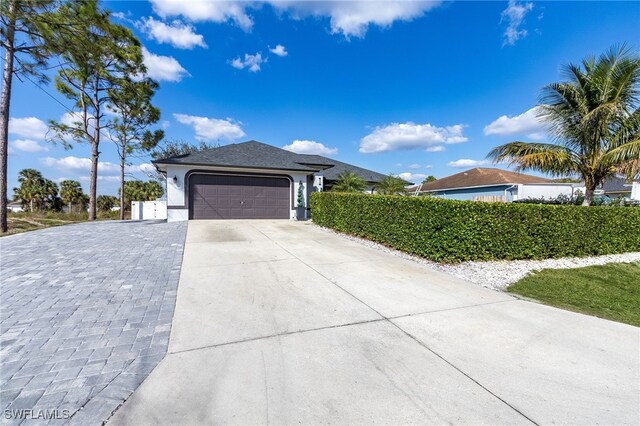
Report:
110,220,639,425
0,221,187,425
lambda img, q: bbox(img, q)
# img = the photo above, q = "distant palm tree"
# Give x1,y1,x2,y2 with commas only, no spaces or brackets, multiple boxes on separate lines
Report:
331,171,366,193
376,175,407,195
60,179,85,212
14,168,44,211
488,45,640,205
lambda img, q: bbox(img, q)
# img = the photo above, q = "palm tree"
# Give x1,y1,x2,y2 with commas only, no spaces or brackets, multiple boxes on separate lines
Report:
488,45,640,205
331,172,366,193
14,168,44,211
376,175,407,195
60,179,84,212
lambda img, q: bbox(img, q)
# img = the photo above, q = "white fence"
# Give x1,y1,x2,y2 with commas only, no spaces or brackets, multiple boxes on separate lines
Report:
517,183,583,201
632,182,640,200
131,201,167,220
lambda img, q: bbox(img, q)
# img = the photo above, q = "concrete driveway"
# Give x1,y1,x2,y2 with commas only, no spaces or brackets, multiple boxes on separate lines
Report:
110,220,639,425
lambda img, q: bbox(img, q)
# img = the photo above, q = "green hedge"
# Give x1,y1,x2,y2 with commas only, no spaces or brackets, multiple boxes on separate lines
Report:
310,192,640,263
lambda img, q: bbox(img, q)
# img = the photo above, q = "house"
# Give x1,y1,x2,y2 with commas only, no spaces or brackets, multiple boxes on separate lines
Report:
408,168,584,202
600,176,639,199
152,140,388,221
7,200,23,213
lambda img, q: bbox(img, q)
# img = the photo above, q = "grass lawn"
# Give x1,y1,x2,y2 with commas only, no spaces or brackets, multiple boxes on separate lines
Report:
508,262,640,327
3,211,124,236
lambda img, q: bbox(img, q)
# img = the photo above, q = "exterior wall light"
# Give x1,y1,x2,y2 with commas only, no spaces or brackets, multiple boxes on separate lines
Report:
173,175,178,184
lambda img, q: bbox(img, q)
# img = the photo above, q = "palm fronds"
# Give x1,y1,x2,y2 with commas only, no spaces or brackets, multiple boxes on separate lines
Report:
488,45,640,204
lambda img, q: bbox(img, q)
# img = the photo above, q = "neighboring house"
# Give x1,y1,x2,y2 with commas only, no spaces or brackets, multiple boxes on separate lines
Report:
600,176,638,199
153,140,388,221
7,200,23,213
408,168,584,202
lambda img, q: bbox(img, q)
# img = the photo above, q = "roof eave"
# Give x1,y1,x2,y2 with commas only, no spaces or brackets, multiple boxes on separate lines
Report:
151,160,319,173
418,182,525,193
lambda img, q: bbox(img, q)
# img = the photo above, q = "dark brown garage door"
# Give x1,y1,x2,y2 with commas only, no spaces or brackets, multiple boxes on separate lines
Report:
189,174,291,219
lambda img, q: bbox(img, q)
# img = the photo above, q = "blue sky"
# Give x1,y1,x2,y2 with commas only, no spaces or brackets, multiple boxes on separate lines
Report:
7,1,640,195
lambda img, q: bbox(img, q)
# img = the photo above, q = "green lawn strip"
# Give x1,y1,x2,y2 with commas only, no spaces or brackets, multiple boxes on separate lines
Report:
5,218,41,235
3,212,122,236
508,262,640,327
35,218,81,226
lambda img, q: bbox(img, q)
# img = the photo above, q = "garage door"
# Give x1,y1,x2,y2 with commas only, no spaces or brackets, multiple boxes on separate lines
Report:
189,174,291,219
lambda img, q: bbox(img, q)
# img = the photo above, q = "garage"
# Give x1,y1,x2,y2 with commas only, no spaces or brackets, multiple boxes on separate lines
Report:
189,174,291,219
154,141,389,222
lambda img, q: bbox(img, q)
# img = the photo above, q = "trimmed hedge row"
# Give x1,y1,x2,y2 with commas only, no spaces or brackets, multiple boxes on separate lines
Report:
310,192,640,263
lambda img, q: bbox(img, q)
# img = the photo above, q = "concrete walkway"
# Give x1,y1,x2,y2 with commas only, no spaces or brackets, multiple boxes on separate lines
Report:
0,221,187,425
110,220,639,425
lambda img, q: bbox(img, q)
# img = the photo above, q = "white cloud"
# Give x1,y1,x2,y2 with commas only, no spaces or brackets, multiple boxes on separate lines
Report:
483,107,545,140
135,163,156,175
269,44,288,57
230,52,265,72
272,1,442,38
282,140,338,155
398,172,427,183
60,111,83,127
149,0,253,30
359,122,467,154
408,163,421,170
424,165,433,169
41,156,153,175
161,120,171,129
8,117,48,140
79,175,121,182
173,113,246,141
138,17,207,49
11,139,49,152
41,156,119,173
150,1,442,39
447,159,490,168
142,47,190,82
501,0,534,46
426,145,445,152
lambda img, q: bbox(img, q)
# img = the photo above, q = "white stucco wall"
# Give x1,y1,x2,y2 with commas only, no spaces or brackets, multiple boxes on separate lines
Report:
160,164,312,221
164,165,190,207
167,208,188,222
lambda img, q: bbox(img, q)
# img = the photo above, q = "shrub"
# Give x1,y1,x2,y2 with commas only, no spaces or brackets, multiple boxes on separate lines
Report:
310,192,640,263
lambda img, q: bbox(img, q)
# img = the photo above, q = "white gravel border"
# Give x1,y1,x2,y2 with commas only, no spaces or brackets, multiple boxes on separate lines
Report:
311,223,640,291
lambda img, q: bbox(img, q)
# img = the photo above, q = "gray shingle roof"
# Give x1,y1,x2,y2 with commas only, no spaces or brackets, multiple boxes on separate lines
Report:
153,140,388,183
295,154,388,183
601,176,635,193
153,141,318,172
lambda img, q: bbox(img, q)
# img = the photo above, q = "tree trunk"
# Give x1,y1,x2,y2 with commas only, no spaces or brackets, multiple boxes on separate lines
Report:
0,1,17,233
582,184,596,206
88,143,98,220
30,199,33,212
88,74,100,221
119,143,125,220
